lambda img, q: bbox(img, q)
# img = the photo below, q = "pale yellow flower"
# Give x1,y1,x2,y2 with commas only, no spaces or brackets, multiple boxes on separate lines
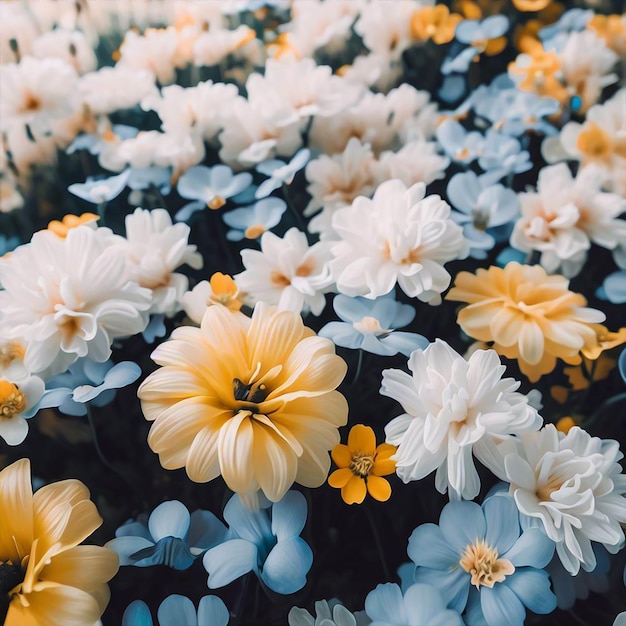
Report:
0,458,118,626
138,303,348,508
45,213,99,238
446,263,604,382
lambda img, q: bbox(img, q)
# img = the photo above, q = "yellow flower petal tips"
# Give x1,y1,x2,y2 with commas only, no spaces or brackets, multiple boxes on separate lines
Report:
328,424,396,505
0,458,119,626
138,302,348,508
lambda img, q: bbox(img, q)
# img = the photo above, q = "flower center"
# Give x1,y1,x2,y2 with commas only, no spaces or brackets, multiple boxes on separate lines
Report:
349,452,375,478
0,380,25,419
535,474,564,502
21,92,41,113
244,224,266,239
0,341,25,369
207,196,225,210
353,316,388,337
0,559,24,600
459,539,515,589
576,122,612,161
231,362,281,412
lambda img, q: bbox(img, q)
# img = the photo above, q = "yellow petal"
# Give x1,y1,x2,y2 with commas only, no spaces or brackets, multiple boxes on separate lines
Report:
347,424,376,454
218,411,258,496
331,444,352,468
341,475,367,505
185,425,222,483
375,443,397,460
328,468,353,489
0,458,33,562
373,458,396,477
366,475,392,502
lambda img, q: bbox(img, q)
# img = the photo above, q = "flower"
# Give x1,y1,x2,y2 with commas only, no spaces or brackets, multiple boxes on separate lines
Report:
510,164,626,277
497,424,626,575
235,227,334,316
122,595,229,626
319,293,428,357
222,197,287,241
0,458,119,625
67,170,131,204
436,119,485,165
447,171,520,259
446,263,606,381
615,613,626,626
255,149,310,199
330,180,469,304
0,226,151,376
138,303,348,506
176,164,253,220
328,424,397,505
182,272,243,324
39,358,141,416
118,208,204,316
408,496,556,626
106,500,227,571
202,490,313,594
288,600,366,626
411,5,462,45
599,270,626,304
0,374,44,445
380,340,542,500
46,213,99,238
477,130,532,180
364,582,464,626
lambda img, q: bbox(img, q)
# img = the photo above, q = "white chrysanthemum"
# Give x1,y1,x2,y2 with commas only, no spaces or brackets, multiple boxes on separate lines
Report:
511,163,626,277
0,226,151,376
193,24,256,67
236,228,334,316
118,208,203,316
0,56,79,134
330,179,469,303
499,424,626,575
31,29,97,75
79,66,158,115
381,340,542,501
0,2,39,64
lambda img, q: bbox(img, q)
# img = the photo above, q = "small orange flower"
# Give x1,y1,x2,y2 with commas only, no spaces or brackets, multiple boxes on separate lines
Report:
411,5,462,45
511,0,552,12
209,272,243,312
509,47,568,102
556,416,577,434
588,14,626,55
46,213,99,238
328,424,396,505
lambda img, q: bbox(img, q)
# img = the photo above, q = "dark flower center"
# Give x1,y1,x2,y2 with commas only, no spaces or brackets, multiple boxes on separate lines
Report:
0,560,24,621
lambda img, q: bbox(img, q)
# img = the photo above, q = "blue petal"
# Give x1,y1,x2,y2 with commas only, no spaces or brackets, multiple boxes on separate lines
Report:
105,536,155,566
256,159,285,177
413,567,470,614
39,388,73,410
456,20,482,44
115,521,152,540
619,348,626,385
223,493,273,544
495,247,527,268
73,361,141,402
332,295,371,323
506,569,557,615
364,583,407,623
440,501,487,552
203,539,258,588
404,583,447,622
142,315,167,343
397,562,416,592
255,177,281,199
175,201,205,222
408,523,459,569
319,322,365,350
504,528,555,569
187,510,229,553
157,595,197,626
271,490,307,540
122,600,153,626
480,583,525,626
483,495,520,554
130,536,195,570
255,197,287,226
447,172,482,214
260,536,313,594
197,596,230,626
481,15,509,38
81,358,111,385
177,166,212,201
223,206,254,229
603,271,626,304
148,500,191,541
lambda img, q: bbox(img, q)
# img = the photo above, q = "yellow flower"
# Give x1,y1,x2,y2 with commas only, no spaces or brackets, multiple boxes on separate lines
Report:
0,458,118,626
511,0,552,12
588,14,626,56
328,424,396,505
509,46,568,102
46,213,99,238
446,263,604,382
208,272,243,312
556,416,577,434
411,6,462,45
582,326,626,361
138,303,348,508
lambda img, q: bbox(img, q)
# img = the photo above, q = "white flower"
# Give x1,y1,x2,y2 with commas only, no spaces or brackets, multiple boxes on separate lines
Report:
235,227,334,316
381,340,542,501
118,208,203,316
31,29,97,75
511,163,626,277
79,66,158,115
193,25,256,67
330,180,469,304
0,374,44,446
288,599,366,626
0,226,151,376
0,56,79,134
499,425,626,575
0,2,39,64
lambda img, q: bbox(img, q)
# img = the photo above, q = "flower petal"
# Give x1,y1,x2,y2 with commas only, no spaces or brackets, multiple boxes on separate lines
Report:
203,539,257,588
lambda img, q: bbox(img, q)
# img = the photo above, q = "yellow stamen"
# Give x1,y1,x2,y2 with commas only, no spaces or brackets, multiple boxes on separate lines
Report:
0,341,25,369
207,196,226,210
244,224,266,239
0,380,26,418
459,539,515,588
349,452,375,478
46,213,99,239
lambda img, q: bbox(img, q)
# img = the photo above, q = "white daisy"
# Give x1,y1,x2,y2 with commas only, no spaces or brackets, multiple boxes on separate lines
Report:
381,340,542,501
330,179,469,304
499,424,626,575
31,29,97,75
235,227,334,316
0,374,44,446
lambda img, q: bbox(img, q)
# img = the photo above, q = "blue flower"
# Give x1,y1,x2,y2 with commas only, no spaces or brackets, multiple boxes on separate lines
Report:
67,125,138,155
364,583,464,626
447,172,519,259
127,166,172,194
107,500,228,570
477,131,531,182
408,496,556,626
122,595,229,626
222,197,287,241
619,348,626,385
288,600,367,626
176,165,253,221
539,8,592,45
39,358,141,416
319,293,428,357
597,270,626,304
546,545,610,610
202,491,313,594
436,120,485,165
68,169,131,204
615,612,626,626
255,149,310,199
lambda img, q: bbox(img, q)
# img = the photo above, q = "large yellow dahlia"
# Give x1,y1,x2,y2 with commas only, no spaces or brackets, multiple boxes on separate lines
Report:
138,303,348,507
446,263,605,382
0,458,119,626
